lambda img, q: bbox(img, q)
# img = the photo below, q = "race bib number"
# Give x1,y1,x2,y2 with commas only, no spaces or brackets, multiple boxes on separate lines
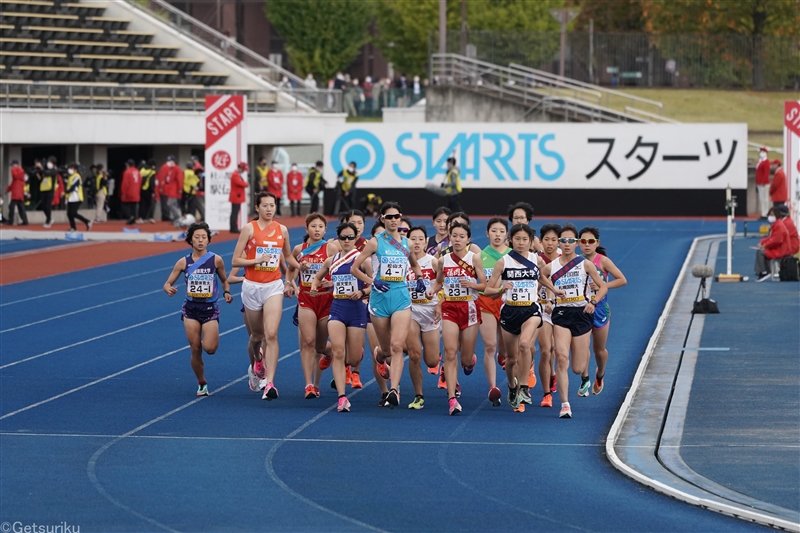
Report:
506,280,536,306
187,273,213,299
332,274,357,298
380,257,407,282
301,263,322,287
255,246,281,272
407,277,431,304
555,275,585,304
444,277,469,301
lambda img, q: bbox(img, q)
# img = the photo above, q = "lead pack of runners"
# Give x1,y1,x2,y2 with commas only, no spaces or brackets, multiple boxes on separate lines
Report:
163,192,627,418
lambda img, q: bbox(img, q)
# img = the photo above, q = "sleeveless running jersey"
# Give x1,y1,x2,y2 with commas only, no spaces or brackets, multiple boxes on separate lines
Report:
185,252,218,302
480,245,510,294
406,254,436,305
330,250,363,299
298,241,330,293
426,235,447,256
587,253,608,302
245,220,284,283
537,253,556,302
375,233,410,290
501,252,540,307
551,256,589,307
442,251,478,302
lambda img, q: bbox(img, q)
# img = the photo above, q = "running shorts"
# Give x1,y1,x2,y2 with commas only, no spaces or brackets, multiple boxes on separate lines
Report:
368,288,411,318
411,304,441,333
593,300,611,329
441,299,481,331
329,299,368,328
181,300,220,324
499,303,541,336
241,278,284,311
477,294,502,322
298,290,333,321
551,306,593,337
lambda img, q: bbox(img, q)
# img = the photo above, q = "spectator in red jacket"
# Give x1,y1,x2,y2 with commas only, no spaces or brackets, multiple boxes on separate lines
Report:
156,156,173,221
286,163,303,216
266,161,284,216
755,147,771,218
755,207,793,281
779,205,799,256
229,162,249,233
5,160,28,225
769,160,787,207
121,159,141,224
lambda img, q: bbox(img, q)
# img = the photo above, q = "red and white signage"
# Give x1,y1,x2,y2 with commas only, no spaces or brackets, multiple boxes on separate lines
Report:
205,95,248,231
785,101,800,228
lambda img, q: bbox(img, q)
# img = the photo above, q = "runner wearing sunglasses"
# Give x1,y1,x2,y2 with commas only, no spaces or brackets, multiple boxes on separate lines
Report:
350,202,426,408
536,223,562,407
365,220,391,406
427,221,487,415
311,222,371,412
404,226,442,409
485,224,564,412
578,227,627,396
549,224,607,418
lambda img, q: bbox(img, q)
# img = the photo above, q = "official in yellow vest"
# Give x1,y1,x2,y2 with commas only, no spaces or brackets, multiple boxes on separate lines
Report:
65,162,91,232
444,157,463,212
94,165,109,223
304,160,325,214
138,160,156,223
334,161,358,214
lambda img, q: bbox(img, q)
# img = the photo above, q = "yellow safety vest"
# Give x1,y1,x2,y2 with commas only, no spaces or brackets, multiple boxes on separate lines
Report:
444,167,461,195
96,173,107,195
257,166,269,189
305,168,322,190
183,169,199,195
341,168,357,192
67,173,84,203
140,167,155,191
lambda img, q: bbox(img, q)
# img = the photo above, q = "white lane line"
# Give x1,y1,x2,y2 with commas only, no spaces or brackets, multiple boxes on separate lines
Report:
1,289,164,333
0,304,289,418
86,348,299,533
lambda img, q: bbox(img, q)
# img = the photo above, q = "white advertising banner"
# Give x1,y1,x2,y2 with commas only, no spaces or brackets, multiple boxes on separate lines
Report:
785,101,800,227
324,123,747,190
205,95,248,231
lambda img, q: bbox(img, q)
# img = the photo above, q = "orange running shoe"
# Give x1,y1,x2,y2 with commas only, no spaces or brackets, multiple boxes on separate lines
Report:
319,354,332,370
540,393,553,408
437,367,447,389
528,366,537,389
313,385,320,398
350,371,363,389
304,384,316,399
345,365,352,386
428,354,441,375
513,403,526,413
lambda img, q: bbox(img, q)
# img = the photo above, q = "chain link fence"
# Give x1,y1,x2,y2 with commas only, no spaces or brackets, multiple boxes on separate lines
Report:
439,30,800,90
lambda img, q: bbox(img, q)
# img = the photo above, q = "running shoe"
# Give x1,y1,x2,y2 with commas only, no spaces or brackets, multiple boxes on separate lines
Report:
448,397,462,416
313,385,320,398
247,365,260,392
258,378,267,391
378,392,389,407
513,403,526,413
497,353,507,370
386,388,400,408
488,386,502,407
337,396,351,413
428,354,441,375
592,375,604,395
375,347,390,379
437,368,447,389
262,382,278,401
756,272,771,282
540,393,553,408
507,379,520,409
577,379,591,397
350,372,363,389
528,366,537,389
519,386,532,405
319,354,332,370
253,359,266,379
196,384,209,396
345,365,352,385
304,384,316,399
559,402,572,418
408,395,425,410
550,375,557,393
455,383,461,398
463,353,477,375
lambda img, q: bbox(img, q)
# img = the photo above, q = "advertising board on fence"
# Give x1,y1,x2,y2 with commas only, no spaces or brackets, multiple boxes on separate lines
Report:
785,101,800,227
205,95,248,231
325,123,747,190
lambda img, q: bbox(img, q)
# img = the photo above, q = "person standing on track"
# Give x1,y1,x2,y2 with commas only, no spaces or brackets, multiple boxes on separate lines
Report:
427,221,487,415
121,159,140,225
232,191,301,401
229,162,249,234
350,202,426,408
5,160,28,226
549,224,607,419
311,222,371,412
578,227,626,397
267,161,284,216
286,163,304,217
65,163,91,233
305,161,325,214
163,222,234,396
536,223,562,407
138,159,156,224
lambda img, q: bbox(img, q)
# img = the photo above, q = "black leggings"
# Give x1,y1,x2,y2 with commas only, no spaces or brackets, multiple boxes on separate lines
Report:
67,202,90,230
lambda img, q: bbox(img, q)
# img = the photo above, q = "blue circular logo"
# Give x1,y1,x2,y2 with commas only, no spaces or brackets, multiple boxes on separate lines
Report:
331,130,384,181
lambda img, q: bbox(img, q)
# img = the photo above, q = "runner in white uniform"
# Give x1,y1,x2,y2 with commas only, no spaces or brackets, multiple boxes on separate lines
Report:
536,223,562,407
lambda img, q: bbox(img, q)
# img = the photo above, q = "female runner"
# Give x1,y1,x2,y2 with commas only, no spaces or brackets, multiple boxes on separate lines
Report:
426,206,451,255
536,223,561,407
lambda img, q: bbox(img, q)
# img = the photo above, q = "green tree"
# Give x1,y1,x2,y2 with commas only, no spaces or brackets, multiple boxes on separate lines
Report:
640,0,800,36
265,0,373,82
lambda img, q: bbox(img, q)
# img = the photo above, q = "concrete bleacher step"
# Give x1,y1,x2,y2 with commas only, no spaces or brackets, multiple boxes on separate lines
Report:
0,0,56,12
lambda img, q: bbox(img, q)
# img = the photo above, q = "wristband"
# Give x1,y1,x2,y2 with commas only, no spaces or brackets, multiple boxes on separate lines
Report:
223,290,231,295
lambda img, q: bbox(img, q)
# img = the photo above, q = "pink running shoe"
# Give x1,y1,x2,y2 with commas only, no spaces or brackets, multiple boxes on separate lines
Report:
448,397,462,416
253,359,266,380
337,396,351,412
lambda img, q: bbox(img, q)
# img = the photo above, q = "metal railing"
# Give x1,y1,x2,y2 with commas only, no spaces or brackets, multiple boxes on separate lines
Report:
430,53,646,123
0,82,344,113
128,0,308,89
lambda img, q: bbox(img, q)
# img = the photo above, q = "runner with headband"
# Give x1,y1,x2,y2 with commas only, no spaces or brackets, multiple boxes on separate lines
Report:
163,222,234,396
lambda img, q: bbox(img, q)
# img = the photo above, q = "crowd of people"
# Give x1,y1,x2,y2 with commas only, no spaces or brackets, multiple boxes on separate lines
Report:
164,195,628,419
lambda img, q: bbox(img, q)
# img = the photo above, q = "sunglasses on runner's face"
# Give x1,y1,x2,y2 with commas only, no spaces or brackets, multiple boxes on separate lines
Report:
580,238,598,244
382,213,402,220
339,234,357,241
398,227,409,233
559,238,577,244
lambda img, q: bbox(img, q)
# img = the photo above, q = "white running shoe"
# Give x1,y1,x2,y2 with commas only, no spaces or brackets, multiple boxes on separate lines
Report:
247,365,259,392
